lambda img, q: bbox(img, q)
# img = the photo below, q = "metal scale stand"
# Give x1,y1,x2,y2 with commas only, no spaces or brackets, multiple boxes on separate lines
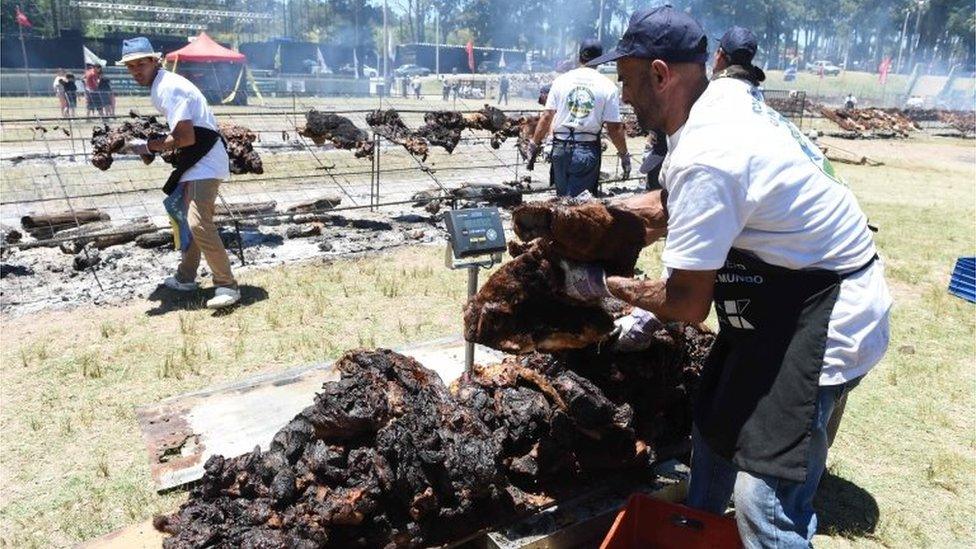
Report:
443,207,507,373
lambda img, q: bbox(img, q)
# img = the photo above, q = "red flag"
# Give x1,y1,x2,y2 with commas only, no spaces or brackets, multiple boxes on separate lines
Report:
15,6,32,28
466,40,475,72
879,56,891,85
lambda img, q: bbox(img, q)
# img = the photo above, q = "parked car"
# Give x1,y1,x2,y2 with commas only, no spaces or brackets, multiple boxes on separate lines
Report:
806,60,842,76
597,61,617,75
395,64,431,77
336,64,378,78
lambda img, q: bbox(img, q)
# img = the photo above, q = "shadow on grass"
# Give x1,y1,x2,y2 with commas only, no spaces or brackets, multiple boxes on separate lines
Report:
145,284,269,317
815,472,879,538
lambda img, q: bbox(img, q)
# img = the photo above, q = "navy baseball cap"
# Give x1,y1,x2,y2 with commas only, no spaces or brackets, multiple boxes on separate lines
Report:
719,26,758,65
579,38,604,62
586,6,708,67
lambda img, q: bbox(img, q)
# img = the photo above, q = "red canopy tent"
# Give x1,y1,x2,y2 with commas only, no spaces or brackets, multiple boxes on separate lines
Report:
165,32,249,105
165,32,246,64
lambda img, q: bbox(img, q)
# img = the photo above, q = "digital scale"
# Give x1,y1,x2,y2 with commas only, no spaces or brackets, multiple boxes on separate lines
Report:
443,207,507,372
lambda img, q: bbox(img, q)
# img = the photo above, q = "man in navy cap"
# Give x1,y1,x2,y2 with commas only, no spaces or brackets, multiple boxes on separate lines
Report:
713,26,766,87
117,36,240,309
556,6,891,547
526,38,631,197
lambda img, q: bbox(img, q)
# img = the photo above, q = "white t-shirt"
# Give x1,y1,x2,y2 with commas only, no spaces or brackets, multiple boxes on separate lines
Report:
660,77,892,385
150,69,230,182
544,66,621,142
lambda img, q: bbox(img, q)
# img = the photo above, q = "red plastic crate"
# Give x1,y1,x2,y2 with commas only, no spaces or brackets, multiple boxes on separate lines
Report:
601,493,743,549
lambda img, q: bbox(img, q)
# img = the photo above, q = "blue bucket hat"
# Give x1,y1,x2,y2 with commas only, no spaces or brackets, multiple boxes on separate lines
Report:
586,6,708,67
116,36,161,66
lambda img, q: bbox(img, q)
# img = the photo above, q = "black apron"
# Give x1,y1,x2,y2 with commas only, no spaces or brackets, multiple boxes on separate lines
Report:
161,126,225,195
695,248,874,482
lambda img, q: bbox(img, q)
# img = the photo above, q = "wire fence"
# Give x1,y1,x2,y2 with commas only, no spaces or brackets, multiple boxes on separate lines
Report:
0,90,646,254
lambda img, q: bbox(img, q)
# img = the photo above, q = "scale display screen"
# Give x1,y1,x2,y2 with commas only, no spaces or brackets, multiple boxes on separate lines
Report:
444,207,507,258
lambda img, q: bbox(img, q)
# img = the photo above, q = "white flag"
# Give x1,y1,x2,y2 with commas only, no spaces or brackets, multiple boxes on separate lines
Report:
388,35,396,64
498,51,506,68
316,47,330,73
353,48,360,79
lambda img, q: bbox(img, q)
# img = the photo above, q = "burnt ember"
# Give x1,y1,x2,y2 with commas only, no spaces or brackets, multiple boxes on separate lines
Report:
158,330,713,547
219,123,264,175
157,349,509,548
365,110,430,160
463,238,615,354
90,113,264,175
623,114,648,138
298,110,375,158
512,197,647,277
415,111,465,153
90,111,168,170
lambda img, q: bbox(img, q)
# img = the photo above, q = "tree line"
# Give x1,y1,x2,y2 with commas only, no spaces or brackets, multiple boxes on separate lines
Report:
3,0,973,73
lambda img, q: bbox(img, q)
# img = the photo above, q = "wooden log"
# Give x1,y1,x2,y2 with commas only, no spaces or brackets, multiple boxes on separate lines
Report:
135,230,174,249
59,222,157,254
286,194,342,213
20,209,110,239
215,201,277,218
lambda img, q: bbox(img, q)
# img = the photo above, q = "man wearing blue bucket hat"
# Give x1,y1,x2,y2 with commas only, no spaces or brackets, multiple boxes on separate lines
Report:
558,6,892,546
117,36,239,309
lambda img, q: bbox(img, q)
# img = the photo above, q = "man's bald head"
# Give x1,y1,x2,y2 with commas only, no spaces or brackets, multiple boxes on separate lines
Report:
617,57,707,135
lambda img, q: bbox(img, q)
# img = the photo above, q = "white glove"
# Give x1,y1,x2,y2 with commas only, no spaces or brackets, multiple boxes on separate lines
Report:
560,259,610,301
120,138,150,156
612,308,663,352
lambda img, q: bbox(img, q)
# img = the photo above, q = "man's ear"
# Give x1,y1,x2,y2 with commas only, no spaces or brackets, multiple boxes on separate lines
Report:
650,59,670,90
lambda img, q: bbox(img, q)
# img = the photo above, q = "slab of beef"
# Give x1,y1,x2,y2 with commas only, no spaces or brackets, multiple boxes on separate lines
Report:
298,110,375,158
90,111,169,170
512,197,647,276
516,115,539,160
463,238,615,354
365,109,430,160
156,349,509,548
463,105,520,149
415,111,465,153
219,123,264,175
90,112,264,175
155,326,713,547
451,356,639,488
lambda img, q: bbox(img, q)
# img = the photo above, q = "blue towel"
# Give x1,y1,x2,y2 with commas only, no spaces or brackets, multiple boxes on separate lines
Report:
163,181,193,252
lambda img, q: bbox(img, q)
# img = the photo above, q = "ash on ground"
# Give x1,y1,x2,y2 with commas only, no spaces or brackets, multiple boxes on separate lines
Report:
0,209,449,318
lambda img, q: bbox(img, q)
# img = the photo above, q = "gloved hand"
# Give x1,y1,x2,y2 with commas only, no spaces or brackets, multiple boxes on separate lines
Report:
560,259,610,301
611,308,663,352
120,138,151,157
526,141,540,171
619,152,632,180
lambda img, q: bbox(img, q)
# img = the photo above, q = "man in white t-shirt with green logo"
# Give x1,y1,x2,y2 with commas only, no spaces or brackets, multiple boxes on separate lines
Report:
526,39,630,197
564,7,892,547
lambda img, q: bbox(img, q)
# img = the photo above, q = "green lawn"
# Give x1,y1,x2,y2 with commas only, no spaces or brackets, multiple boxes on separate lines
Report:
1,135,974,547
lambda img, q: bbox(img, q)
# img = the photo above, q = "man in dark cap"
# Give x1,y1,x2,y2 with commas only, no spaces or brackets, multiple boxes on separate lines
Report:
713,26,766,87
556,6,891,546
525,38,630,197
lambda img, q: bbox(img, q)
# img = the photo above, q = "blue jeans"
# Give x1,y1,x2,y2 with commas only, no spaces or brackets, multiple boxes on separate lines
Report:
550,141,601,197
686,377,861,548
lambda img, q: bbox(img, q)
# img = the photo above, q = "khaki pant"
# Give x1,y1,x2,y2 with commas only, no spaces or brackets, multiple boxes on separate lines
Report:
176,179,237,288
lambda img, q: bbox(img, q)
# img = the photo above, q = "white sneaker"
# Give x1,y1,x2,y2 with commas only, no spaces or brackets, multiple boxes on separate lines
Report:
164,276,199,292
207,286,241,309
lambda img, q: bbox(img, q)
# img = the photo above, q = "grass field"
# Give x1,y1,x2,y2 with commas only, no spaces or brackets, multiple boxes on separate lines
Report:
1,134,974,547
